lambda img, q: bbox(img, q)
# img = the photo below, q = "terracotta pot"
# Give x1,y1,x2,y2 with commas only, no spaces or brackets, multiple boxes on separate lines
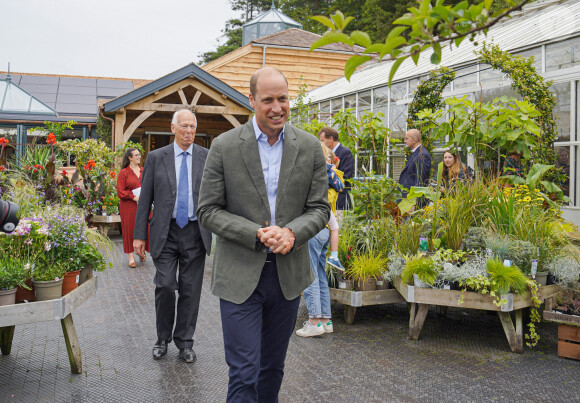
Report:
357,278,377,291
32,278,63,301
15,279,35,303
62,269,81,295
79,265,93,285
0,288,17,306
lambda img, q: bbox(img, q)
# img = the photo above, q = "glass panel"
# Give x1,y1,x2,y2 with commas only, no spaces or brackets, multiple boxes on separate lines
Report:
319,100,331,124
477,86,520,103
29,98,53,114
554,145,570,199
390,82,406,101
390,103,407,137
308,104,319,121
344,94,356,114
479,63,508,88
358,90,372,117
244,24,258,43
516,47,542,72
552,82,571,141
453,65,478,90
3,83,31,112
331,97,342,114
546,37,580,71
373,86,389,126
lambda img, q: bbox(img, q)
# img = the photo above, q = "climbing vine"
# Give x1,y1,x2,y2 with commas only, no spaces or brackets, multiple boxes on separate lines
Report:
476,43,562,182
406,66,456,155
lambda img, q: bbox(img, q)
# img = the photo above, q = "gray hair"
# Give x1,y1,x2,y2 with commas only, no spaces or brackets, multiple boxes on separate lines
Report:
407,129,422,143
171,109,197,126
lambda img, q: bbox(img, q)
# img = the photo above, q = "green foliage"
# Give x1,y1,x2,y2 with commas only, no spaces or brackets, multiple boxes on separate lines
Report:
311,1,530,82
401,253,439,285
439,182,482,250
199,18,245,64
393,219,424,256
407,66,456,155
463,227,487,253
290,80,326,135
33,121,76,141
350,174,402,221
0,256,30,289
115,140,145,159
345,251,388,282
477,43,560,180
96,115,112,147
485,233,535,274
502,163,569,203
486,258,528,294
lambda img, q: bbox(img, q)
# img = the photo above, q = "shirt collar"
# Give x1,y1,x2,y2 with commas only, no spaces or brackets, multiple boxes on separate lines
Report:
252,116,285,143
174,141,193,156
332,142,340,153
411,144,421,153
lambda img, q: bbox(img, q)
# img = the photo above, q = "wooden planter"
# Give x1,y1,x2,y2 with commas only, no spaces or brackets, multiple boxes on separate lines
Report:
393,277,563,353
543,310,580,360
90,214,121,236
328,287,405,325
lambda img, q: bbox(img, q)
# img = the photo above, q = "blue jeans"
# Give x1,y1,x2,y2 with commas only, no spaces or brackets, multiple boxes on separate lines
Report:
304,227,331,319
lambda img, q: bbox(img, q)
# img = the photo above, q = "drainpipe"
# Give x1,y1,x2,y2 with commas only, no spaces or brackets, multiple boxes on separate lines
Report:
99,107,115,150
262,45,268,67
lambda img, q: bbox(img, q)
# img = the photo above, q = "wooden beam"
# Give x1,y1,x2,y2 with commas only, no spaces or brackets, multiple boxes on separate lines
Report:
0,326,15,355
190,91,201,107
123,111,155,143
178,89,188,106
128,103,248,115
408,303,429,340
222,114,241,128
114,111,126,148
61,314,82,374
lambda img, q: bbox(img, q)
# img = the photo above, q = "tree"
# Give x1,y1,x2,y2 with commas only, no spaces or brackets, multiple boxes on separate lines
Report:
310,0,533,84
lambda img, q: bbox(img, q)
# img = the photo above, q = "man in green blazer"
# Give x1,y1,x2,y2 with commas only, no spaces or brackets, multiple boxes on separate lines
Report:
197,67,330,402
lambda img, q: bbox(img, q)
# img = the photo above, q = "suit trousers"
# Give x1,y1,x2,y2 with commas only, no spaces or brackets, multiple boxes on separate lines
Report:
220,256,300,403
152,219,206,348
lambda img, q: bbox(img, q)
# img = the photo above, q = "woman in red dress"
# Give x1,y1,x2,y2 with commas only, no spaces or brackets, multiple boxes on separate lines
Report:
117,148,149,268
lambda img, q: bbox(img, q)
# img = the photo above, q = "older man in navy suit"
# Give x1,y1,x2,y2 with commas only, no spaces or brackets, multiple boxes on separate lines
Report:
398,129,431,203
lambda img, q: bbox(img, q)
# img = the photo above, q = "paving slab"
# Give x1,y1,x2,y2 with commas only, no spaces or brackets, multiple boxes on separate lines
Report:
1,235,579,402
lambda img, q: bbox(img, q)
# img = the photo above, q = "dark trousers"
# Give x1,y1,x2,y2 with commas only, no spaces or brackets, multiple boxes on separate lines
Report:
220,257,300,403
153,220,206,348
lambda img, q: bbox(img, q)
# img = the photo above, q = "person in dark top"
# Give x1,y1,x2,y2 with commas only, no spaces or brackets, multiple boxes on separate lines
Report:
440,149,469,192
398,129,431,198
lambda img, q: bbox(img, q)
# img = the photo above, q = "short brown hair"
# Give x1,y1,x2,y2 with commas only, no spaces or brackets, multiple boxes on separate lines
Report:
249,67,288,98
318,126,338,142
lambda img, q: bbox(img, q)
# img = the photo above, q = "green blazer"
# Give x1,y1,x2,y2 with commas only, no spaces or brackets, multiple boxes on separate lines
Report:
197,121,330,304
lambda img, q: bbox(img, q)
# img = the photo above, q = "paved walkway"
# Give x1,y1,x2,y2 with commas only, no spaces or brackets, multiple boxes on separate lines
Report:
1,234,579,402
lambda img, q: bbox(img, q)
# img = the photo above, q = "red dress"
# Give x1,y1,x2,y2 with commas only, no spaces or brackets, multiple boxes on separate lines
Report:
117,166,150,254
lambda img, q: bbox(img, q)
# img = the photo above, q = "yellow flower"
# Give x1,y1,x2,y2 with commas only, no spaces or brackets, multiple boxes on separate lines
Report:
523,196,531,202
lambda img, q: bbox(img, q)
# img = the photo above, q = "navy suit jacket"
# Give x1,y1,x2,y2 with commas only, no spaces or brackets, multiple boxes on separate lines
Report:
334,144,353,209
398,145,432,194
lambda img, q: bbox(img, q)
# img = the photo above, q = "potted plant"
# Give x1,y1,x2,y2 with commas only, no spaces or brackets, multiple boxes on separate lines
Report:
345,251,387,291
401,253,439,288
0,256,31,305
31,264,65,301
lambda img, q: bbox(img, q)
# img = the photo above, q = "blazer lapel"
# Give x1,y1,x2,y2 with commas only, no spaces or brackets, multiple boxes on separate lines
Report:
191,144,203,194
276,126,298,211
240,122,270,213
163,145,177,200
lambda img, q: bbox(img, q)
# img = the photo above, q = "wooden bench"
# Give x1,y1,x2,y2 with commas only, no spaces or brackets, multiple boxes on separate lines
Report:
91,214,121,236
0,276,97,374
393,277,563,353
328,287,405,325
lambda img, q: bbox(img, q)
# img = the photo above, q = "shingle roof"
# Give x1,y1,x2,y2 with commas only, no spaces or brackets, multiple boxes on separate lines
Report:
251,28,363,53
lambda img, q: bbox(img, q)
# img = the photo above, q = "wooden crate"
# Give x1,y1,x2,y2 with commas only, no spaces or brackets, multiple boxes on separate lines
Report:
558,323,580,360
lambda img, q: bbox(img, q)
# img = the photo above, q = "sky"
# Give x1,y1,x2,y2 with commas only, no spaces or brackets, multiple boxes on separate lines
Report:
0,0,239,79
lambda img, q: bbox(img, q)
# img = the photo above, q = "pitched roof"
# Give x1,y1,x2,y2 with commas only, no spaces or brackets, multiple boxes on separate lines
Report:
103,63,251,112
251,28,362,53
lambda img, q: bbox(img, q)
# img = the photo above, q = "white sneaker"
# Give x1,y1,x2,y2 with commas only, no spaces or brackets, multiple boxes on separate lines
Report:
296,321,325,337
322,320,333,333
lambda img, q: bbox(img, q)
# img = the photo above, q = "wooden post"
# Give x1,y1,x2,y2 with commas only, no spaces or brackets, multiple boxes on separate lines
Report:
498,310,523,353
60,314,82,374
114,111,127,148
0,325,15,355
344,306,357,325
408,303,429,340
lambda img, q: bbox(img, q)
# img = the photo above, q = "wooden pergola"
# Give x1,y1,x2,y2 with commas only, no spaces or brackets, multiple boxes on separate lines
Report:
103,64,252,153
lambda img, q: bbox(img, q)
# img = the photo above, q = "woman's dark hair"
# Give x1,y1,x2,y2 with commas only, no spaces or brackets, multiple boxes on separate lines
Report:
121,148,138,169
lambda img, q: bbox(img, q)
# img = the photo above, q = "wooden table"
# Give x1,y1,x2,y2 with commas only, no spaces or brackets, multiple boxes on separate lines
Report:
393,277,563,353
329,287,405,325
0,276,97,374
91,214,121,236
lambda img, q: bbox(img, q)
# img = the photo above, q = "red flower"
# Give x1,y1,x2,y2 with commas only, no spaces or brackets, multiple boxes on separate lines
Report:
0,137,8,146
46,133,57,145
109,170,116,179
0,166,5,171
61,169,68,176
84,159,96,170
334,156,339,163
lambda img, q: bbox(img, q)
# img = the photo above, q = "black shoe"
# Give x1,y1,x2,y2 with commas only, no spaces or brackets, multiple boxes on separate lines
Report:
178,347,196,363
152,340,168,360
